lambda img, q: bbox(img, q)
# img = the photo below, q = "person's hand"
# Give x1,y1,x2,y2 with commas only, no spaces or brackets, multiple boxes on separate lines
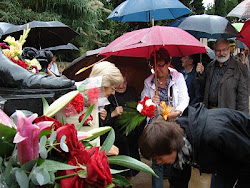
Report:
107,145,119,156
111,106,123,118
100,109,107,120
196,62,204,74
167,110,181,120
152,95,160,104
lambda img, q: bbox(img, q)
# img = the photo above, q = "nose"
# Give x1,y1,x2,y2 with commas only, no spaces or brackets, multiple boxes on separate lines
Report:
155,159,161,164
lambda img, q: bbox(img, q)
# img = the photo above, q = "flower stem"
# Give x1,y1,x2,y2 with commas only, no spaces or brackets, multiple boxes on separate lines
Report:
55,173,77,180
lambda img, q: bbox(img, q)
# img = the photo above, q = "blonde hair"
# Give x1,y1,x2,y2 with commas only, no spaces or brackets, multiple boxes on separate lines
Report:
89,61,123,87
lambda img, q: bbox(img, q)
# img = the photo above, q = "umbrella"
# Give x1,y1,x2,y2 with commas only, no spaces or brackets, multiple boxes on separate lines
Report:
0,22,15,38
169,14,240,39
236,19,250,48
227,0,250,19
63,47,151,95
107,0,191,25
42,43,79,53
2,21,79,49
100,26,206,58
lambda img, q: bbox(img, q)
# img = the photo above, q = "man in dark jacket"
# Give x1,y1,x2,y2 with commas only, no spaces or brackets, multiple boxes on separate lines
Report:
196,38,249,113
139,103,250,188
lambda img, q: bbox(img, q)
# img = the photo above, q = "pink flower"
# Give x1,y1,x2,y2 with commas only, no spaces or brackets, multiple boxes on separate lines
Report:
13,111,52,165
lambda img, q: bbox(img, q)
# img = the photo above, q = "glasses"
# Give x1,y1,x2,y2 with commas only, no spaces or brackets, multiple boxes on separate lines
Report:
111,87,116,91
153,63,166,68
214,47,229,53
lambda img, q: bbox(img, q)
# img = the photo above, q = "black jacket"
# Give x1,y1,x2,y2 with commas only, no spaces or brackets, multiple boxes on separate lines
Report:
178,103,250,176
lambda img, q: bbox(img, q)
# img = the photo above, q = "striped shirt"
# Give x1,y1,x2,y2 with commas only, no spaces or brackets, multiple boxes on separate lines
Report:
208,59,229,106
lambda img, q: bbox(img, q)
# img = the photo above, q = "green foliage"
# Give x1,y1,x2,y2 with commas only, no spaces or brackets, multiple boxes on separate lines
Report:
117,101,146,135
76,104,95,131
108,155,158,177
0,123,16,158
215,0,226,16
112,174,131,186
100,128,115,155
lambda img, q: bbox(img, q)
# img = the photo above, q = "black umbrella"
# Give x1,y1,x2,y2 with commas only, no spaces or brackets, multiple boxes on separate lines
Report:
42,43,79,53
169,14,240,39
2,21,79,49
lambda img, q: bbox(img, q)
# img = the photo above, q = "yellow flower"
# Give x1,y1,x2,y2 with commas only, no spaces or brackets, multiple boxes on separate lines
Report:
26,59,42,70
4,36,16,46
2,49,11,58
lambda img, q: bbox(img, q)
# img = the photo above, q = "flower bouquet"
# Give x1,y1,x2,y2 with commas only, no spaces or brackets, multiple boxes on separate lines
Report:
0,25,41,73
0,90,157,188
117,96,173,134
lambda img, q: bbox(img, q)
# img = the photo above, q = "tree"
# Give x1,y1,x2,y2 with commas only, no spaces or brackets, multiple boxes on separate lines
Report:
179,0,205,14
215,0,226,16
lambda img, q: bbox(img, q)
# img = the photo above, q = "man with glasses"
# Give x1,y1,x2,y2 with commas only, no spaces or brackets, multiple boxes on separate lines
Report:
196,38,249,113
196,38,249,187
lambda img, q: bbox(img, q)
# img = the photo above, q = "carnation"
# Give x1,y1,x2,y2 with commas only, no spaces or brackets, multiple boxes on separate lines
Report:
137,103,143,113
145,99,155,106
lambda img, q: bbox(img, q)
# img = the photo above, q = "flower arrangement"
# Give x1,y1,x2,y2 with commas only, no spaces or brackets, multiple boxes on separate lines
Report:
0,25,41,73
117,96,173,134
0,90,157,188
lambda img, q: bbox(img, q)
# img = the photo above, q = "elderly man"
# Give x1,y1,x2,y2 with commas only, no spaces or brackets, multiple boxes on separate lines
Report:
196,38,249,113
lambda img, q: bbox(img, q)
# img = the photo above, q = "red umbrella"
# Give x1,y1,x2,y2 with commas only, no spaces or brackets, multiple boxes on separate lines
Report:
237,19,250,48
100,26,206,58
100,26,206,95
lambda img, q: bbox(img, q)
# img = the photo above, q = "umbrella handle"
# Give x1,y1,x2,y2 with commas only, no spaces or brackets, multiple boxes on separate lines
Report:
154,48,158,96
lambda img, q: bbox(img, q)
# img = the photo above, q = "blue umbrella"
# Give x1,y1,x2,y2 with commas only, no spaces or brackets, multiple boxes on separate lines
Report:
107,0,191,24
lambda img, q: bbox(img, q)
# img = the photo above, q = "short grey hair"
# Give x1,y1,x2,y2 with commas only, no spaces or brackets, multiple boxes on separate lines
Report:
89,61,123,87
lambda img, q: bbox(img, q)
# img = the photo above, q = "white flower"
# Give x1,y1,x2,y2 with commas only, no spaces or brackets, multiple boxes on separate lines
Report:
145,99,155,107
137,103,143,113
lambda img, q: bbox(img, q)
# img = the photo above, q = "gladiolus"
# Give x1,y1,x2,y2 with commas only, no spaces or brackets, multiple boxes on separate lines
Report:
13,111,52,165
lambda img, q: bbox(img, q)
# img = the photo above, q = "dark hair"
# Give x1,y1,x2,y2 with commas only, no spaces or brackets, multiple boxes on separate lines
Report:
150,48,171,65
139,117,184,160
188,54,199,66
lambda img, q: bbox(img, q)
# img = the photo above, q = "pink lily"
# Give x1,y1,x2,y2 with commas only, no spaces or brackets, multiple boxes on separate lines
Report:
13,111,52,165
77,131,93,141
0,109,15,128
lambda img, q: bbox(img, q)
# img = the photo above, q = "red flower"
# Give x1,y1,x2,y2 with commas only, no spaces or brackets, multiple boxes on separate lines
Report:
35,115,62,130
0,42,10,49
87,88,99,105
78,113,93,126
56,123,84,154
9,58,29,70
70,93,84,113
59,161,85,188
85,147,112,188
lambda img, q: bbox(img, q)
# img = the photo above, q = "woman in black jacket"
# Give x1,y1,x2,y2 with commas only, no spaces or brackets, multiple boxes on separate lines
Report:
139,103,250,188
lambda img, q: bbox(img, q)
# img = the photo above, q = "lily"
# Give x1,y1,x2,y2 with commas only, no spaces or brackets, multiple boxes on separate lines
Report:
0,109,15,128
13,110,52,165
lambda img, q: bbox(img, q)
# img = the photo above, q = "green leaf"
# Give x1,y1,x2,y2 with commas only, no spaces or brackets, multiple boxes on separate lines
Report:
49,131,57,146
60,135,69,152
86,126,111,141
0,123,16,158
110,168,129,174
76,104,95,131
41,94,49,115
77,170,87,178
39,130,51,139
100,128,115,155
39,147,47,159
108,155,158,177
44,90,79,117
105,183,115,188
21,159,37,172
38,159,80,171
35,173,44,186
15,170,29,188
39,136,47,147
112,174,131,186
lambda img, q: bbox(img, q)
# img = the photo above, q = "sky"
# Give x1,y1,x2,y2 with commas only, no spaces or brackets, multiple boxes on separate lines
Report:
203,0,214,8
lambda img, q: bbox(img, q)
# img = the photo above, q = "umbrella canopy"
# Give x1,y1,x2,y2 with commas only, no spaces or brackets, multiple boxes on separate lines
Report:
232,22,244,32
0,22,15,37
42,43,79,53
100,26,206,58
169,14,240,39
107,0,191,23
237,19,250,48
2,21,79,49
227,0,250,19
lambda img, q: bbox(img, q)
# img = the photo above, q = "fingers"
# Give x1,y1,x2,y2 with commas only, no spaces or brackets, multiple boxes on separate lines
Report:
116,106,123,116
100,109,107,120
152,95,160,104
196,62,204,74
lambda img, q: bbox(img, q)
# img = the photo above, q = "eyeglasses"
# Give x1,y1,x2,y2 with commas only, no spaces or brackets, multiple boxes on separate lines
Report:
153,63,166,68
214,47,229,53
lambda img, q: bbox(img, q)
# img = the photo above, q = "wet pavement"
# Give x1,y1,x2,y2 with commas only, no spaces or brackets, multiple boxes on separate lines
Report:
131,157,211,188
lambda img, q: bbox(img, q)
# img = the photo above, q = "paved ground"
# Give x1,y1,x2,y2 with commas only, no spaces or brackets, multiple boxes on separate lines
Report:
130,158,211,188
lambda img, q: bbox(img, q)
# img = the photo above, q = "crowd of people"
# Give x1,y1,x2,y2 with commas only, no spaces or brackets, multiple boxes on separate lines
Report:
87,38,249,188
0,35,249,188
